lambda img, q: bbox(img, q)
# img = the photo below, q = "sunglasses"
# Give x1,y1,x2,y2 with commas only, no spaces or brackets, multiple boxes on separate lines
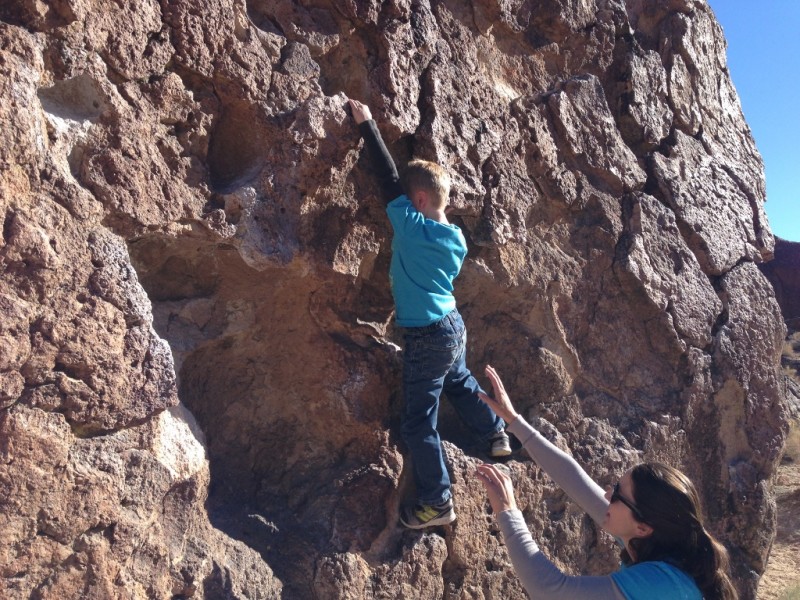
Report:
610,482,645,521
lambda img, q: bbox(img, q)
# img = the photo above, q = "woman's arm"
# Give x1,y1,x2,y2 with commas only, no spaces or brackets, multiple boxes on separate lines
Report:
476,465,624,599
479,365,608,524
498,509,626,600
508,416,609,525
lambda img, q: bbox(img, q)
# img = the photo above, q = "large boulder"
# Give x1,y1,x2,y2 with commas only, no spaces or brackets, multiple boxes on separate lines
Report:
0,0,788,598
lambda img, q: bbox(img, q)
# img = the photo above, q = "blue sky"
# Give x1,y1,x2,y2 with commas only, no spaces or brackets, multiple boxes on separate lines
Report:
707,1,799,242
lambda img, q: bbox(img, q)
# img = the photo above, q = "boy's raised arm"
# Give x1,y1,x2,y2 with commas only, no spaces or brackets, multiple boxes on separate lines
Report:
349,99,405,203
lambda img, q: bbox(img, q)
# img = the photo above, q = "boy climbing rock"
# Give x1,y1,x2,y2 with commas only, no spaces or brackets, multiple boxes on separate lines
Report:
349,98,511,529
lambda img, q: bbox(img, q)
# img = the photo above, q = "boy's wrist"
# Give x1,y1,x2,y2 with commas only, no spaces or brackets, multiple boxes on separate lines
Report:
357,119,379,138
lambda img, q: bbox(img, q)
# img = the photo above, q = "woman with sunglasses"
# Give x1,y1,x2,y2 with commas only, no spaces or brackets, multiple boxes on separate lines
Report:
475,365,738,599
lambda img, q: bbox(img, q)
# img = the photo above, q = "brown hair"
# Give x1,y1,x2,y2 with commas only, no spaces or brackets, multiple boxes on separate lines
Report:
623,463,738,600
403,159,450,209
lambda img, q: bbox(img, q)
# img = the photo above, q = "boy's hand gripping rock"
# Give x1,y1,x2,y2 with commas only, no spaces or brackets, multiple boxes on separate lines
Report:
348,98,372,125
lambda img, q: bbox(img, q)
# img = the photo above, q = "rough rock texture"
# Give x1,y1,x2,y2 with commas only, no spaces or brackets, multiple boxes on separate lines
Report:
0,0,789,599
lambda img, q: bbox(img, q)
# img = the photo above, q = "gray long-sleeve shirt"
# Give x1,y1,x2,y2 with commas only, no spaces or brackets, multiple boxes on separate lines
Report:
497,415,626,599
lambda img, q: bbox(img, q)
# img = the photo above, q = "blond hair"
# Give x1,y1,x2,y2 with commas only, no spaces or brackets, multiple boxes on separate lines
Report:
403,159,451,209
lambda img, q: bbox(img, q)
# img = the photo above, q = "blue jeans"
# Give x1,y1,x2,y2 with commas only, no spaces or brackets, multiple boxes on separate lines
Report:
400,308,505,505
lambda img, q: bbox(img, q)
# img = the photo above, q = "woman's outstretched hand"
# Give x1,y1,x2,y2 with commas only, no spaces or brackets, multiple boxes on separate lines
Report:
479,365,520,424
476,463,518,514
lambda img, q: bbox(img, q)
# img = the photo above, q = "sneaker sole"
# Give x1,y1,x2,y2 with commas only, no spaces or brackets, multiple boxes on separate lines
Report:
400,510,456,529
488,447,512,458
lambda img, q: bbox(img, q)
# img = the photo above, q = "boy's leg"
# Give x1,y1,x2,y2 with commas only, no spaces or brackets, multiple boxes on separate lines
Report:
400,328,459,506
442,312,505,441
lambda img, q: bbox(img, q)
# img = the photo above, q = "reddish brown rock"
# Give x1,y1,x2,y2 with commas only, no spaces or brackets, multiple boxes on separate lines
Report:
0,1,788,599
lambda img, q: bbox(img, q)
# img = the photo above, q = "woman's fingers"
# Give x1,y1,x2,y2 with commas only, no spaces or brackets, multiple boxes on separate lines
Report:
479,391,504,415
476,470,493,488
484,365,506,395
477,463,507,485
476,469,496,492
479,366,501,402
476,463,517,513
482,365,519,423
476,463,495,480
484,365,498,386
478,391,497,406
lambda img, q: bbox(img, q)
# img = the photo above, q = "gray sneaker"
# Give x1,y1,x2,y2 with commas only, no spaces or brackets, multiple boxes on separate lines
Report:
400,499,456,529
488,431,512,457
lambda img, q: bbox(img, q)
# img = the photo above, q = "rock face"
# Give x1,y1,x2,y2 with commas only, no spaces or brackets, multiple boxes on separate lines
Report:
0,0,788,598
